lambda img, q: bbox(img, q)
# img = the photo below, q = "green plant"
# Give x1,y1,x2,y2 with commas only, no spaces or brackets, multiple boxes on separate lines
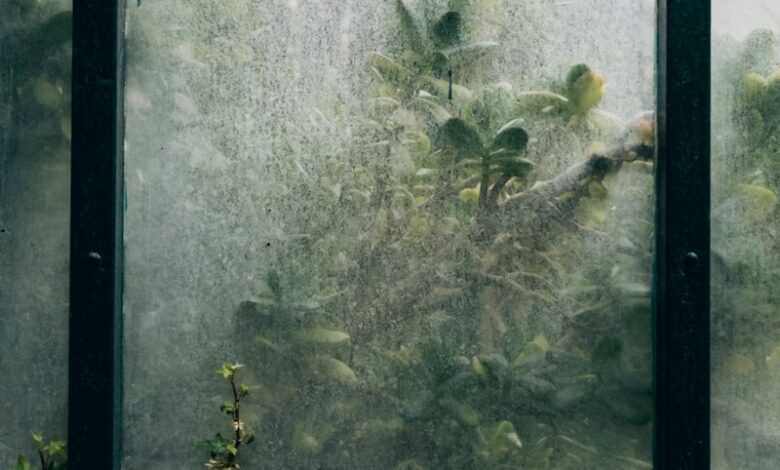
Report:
3,3,72,146
235,271,359,467
3,434,66,470
710,28,780,451
199,363,254,469
2,4,71,468
222,1,656,469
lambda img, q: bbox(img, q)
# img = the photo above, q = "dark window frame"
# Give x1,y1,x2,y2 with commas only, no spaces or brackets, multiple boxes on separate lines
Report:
68,1,125,468
68,0,712,468
654,1,711,468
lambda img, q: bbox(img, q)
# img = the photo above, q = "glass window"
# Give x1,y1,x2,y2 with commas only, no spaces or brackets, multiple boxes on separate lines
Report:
124,1,656,468
0,1,71,468
712,1,780,469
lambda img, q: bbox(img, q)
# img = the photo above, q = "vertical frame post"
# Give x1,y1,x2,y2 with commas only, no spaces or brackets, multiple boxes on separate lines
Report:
655,0,711,469
69,1,125,468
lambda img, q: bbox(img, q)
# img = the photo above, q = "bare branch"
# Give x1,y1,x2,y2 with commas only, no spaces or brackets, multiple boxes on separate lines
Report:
501,142,652,210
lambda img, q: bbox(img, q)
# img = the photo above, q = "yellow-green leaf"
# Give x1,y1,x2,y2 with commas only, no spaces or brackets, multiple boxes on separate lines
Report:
737,184,778,220
440,397,480,427
311,356,359,385
513,91,568,116
32,78,63,109
292,426,322,454
437,118,484,157
295,328,351,345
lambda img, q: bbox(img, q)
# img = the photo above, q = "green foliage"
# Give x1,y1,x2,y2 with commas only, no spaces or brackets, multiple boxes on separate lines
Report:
217,362,243,380
565,63,605,115
432,11,462,47
213,2,656,469
437,118,484,157
231,270,362,467
4,434,67,470
3,457,31,470
3,6,71,467
31,11,72,53
708,27,780,468
4,3,73,156
199,363,254,469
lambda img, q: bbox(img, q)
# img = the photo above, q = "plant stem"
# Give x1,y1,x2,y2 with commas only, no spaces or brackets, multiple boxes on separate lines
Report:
228,375,242,464
479,158,490,209
487,174,512,208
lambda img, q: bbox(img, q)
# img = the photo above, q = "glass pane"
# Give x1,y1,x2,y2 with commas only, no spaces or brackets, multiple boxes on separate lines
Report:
124,1,656,468
0,1,71,467
712,2,780,469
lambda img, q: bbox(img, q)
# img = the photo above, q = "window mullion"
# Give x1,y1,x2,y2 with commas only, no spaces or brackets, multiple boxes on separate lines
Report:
69,1,126,468
654,0,711,469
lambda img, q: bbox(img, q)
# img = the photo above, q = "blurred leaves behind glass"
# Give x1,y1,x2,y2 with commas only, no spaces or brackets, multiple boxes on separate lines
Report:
710,24,780,470
199,363,255,469
2,1,71,468
3,434,66,470
221,1,657,469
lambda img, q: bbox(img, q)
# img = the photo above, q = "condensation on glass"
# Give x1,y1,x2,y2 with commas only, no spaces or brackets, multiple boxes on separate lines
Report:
123,1,656,468
712,2,780,469
0,1,71,467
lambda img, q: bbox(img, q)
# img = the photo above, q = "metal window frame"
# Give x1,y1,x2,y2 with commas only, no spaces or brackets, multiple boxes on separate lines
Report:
68,1,125,469
655,0,711,469
66,0,712,468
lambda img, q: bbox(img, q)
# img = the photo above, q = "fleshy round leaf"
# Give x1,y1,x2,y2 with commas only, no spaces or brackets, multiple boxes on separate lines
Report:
432,11,463,48
493,120,529,154
311,356,359,385
294,327,351,345
437,118,484,157
442,41,499,68
513,91,569,116
495,158,534,178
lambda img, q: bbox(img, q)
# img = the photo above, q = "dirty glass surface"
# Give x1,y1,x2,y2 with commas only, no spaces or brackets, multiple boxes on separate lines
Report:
711,2,780,469
0,1,71,468
123,1,656,468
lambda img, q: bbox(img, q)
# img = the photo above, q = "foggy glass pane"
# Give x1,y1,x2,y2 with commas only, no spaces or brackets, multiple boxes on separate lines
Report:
0,1,71,468
712,2,780,469
123,1,656,468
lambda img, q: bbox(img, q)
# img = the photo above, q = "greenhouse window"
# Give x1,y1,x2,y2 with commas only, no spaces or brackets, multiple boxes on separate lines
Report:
3,0,780,469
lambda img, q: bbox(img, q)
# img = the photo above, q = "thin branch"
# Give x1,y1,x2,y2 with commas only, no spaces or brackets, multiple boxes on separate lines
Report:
38,449,47,470
227,374,243,466
230,376,241,446
501,142,653,211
